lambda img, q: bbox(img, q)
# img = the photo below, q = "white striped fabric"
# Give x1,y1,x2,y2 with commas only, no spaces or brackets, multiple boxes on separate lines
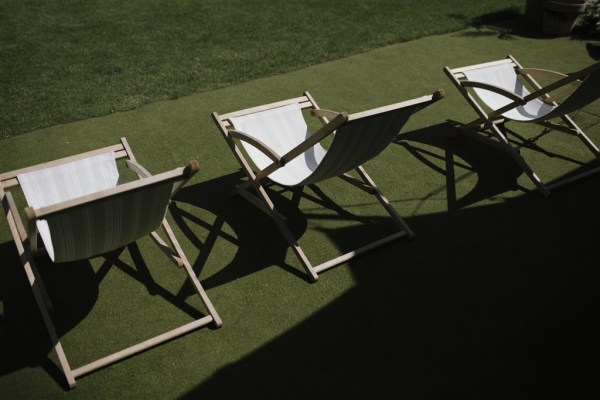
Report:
230,102,417,186
42,182,172,262
18,152,120,261
545,67,600,120
17,152,172,262
18,152,120,208
301,107,413,185
463,63,554,121
230,103,327,186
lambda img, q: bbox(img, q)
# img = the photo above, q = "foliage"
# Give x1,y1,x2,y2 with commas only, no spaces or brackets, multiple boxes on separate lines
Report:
576,0,600,37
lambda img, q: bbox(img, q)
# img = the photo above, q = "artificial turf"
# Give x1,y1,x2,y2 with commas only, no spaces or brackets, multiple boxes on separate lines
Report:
1,19,600,399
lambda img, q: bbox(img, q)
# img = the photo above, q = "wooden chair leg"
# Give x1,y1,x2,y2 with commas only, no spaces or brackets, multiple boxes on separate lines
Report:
253,183,319,282
355,166,415,238
488,123,551,197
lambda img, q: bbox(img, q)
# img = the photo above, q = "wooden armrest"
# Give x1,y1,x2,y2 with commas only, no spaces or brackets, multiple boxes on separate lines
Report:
518,67,569,81
518,67,582,104
183,160,199,177
170,161,199,196
126,159,197,180
462,80,525,103
255,112,348,181
229,129,282,165
126,159,153,178
280,112,347,164
311,109,341,119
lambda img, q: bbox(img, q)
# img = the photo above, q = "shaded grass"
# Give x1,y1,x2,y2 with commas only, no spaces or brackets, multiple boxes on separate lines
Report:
0,0,524,138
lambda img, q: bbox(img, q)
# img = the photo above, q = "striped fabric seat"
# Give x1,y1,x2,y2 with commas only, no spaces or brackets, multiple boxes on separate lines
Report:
462,64,554,121
463,63,600,122
444,55,600,197
1,138,220,389
214,91,443,281
230,102,414,186
18,152,172,262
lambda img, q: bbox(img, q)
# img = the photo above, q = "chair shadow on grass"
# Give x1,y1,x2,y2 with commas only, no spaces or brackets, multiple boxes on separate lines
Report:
395,120,600,210
0,234,212,388
175,120,600,399
170,172,308,290
179,163,600,399
393,121,526,209
171,171,403,292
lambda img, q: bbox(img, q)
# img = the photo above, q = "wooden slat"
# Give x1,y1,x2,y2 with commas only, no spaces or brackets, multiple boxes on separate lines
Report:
72,316,214,379
218,96,313,122
449,57,515,76
219,101,316,128
348,91,442,121
313,231,406,274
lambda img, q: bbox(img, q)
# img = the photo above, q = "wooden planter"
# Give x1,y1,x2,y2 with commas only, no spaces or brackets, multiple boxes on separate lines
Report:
543,0,587,36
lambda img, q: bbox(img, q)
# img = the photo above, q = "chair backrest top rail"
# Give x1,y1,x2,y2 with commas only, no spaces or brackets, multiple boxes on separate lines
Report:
449,58,516,79
217,96,314,126
0,143,128,188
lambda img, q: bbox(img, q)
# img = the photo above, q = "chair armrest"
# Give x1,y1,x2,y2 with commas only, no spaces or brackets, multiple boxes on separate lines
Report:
170,161,199,196
518,68,569,81
126,159,153,178
310,109,341,120
518,68,582,104
254,112,348,181
461,80,525,103
280,112,348,164
229,129,283,165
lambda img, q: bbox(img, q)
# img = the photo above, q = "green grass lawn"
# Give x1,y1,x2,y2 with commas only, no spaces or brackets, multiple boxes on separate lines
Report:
1,15,599,398
0,0,524,138
2,0,600,397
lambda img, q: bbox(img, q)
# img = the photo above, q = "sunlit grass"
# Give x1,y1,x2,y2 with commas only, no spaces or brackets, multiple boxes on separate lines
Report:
0,0,523,138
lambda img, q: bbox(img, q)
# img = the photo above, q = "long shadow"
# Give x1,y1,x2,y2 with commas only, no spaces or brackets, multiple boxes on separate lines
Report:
394,121,525,210
180,168,600,399
0,241,97,382
399,121,600,210
0,235,210,388
170,172,308,289
171,171,399,290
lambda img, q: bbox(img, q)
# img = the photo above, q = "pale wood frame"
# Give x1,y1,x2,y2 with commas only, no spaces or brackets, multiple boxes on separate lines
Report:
212,91,443,282
0,137,221,389
444,55,600,197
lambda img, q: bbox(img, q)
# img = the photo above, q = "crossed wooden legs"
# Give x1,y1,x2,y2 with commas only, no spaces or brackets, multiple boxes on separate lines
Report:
234,166,414,282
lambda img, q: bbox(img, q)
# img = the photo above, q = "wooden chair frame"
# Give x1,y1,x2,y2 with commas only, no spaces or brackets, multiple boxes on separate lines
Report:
0,137,221,388
444,55,600,197
212,91,443,282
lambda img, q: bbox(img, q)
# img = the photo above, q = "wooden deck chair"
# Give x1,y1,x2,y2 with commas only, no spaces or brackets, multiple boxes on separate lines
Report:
212,90,444,282
444,55,600,197
0,138,221,388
